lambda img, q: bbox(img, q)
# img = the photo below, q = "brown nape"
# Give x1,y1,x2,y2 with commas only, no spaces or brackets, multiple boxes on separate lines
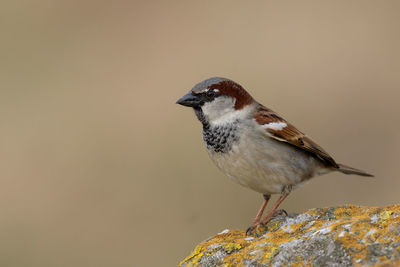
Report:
209,80,253,110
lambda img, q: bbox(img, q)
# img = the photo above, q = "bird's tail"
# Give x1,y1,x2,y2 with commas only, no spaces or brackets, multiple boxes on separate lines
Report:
337,163,374,177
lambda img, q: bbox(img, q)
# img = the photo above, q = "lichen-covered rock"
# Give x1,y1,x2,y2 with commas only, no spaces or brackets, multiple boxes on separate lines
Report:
179,205,400,266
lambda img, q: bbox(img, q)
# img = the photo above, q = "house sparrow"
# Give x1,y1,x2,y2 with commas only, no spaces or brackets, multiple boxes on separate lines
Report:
176,77,372,232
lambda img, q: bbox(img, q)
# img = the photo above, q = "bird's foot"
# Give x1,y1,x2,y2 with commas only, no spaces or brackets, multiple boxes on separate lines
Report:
246,222,267,236
260,209,289,225
273,209,288,217
246,210,289,235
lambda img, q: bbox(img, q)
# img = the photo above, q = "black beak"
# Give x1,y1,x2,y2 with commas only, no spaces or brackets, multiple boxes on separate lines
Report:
176,92,202,108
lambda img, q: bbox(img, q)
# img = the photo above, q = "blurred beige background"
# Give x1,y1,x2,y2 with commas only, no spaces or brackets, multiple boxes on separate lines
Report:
1,1,399,266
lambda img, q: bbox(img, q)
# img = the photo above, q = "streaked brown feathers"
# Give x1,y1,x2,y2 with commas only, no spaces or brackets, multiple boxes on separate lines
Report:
254,104,338,168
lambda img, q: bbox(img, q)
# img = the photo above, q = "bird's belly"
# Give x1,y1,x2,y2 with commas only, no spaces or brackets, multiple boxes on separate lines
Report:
208,135,328,194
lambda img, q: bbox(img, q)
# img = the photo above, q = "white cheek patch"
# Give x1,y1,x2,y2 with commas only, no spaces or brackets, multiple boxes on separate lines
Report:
201,96,253,126
262,122,287,131
202,96,235,121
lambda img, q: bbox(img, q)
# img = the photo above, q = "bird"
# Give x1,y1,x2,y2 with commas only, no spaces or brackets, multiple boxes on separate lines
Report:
176,77,373,233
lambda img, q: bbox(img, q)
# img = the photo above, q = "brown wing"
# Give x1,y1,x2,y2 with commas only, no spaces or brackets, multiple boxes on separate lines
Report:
254,105,338,168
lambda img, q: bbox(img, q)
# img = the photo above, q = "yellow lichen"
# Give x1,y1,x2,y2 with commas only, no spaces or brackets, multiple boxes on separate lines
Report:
179,205,400,266
179,245,204,266
223,243,242,253
262,246,278,264
380,210,394,221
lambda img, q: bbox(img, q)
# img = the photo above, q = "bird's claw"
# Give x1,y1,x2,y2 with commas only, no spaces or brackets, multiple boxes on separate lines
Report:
273,209,288,217
245,226,254,235
246,222,267,236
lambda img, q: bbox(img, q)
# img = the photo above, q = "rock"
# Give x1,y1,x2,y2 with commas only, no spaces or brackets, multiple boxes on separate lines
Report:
179,205,400,266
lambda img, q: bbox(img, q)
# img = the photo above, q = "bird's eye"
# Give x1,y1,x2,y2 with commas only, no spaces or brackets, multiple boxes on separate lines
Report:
205,90,214,98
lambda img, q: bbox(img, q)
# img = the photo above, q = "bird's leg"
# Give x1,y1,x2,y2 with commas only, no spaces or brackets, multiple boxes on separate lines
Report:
261,185,292,225
246,194,270,235
252,194,271,226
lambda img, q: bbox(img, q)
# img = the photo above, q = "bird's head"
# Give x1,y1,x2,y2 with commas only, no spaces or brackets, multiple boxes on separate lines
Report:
176,77,254,126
